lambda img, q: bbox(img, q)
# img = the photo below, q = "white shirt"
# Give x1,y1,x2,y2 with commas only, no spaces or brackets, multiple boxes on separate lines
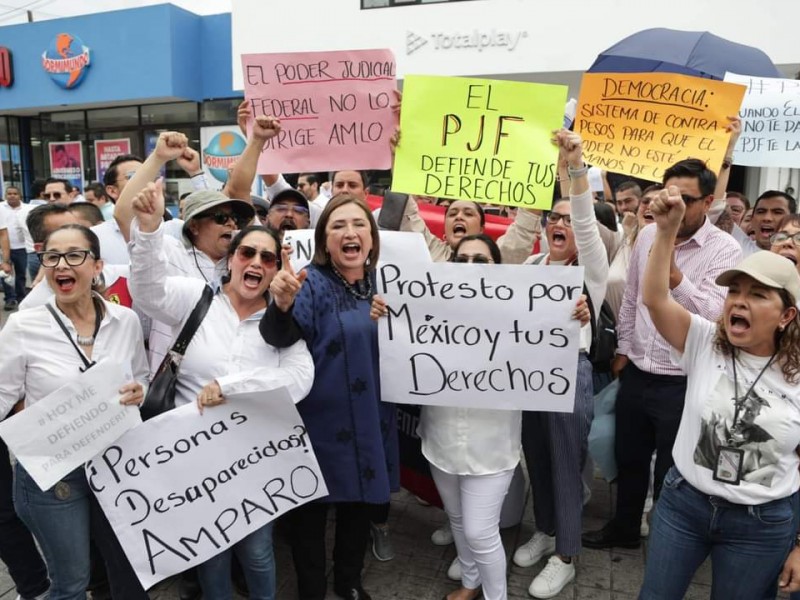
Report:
91,218,184,266
419,406,521,475
732,224,761,258
0,203,31,250
128,222,314,406
0,297,149,419
672,314,800,504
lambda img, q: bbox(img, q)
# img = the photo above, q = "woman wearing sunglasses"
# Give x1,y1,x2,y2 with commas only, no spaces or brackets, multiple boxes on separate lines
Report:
512,130,609,598
128,184,314,600
0,224,149,600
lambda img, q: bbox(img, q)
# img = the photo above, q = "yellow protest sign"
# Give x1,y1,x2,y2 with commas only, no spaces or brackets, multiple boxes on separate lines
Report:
393,75,567,209
576,73,745,181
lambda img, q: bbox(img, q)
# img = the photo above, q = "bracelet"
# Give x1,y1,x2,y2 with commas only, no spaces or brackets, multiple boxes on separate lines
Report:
567,163,589,179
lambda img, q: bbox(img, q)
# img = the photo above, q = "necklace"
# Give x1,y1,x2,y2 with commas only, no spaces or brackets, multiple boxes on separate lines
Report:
331,266,373,300
728,350,776,444
76,297,103,346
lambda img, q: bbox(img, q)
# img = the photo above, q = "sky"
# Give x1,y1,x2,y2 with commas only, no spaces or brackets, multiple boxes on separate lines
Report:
0,0,231,24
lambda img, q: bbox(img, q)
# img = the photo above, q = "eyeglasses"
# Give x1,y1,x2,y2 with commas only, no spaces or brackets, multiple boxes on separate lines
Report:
42,191,63,200
770,232,800,245
546,212,572,227
453,254,493,264
235,245,279,267
270,204,309,216
681,194,707,204
199,211,250,229
38,250,94,268
115,170,137,185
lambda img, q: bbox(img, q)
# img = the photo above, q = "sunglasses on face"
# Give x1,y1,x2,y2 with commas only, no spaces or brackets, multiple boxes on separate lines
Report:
681,194,706,204
42,191,63,200
235,245,279,267
546,212,572,227
38,249,94,268
453,254,493,264
270,204,309,216
770,232,800,245
200,211,249,228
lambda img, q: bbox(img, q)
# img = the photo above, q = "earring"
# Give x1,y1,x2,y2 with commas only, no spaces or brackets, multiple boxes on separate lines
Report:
365,256,372,267
92,276,101,286
779,325,786,332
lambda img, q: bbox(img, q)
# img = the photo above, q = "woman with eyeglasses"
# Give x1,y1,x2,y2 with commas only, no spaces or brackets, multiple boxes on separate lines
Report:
128,183,314,600
512,130,609,599
0,224,149,600
771,215,800,276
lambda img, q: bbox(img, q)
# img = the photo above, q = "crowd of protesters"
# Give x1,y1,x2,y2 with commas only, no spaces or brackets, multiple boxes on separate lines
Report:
0,93,799,600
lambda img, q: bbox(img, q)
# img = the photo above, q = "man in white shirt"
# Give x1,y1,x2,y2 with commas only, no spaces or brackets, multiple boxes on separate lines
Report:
0,187,31,309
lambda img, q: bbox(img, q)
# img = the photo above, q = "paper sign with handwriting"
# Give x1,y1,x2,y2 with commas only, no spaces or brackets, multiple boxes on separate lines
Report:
281,230,432,273
393,75,567,209
0,361,140,491
724,72,800,167
576,73,746,181
378,262,583,411
242,49,397,173
87,388,327,589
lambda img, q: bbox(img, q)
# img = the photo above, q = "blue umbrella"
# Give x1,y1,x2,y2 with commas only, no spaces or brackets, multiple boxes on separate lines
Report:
588,28,781,80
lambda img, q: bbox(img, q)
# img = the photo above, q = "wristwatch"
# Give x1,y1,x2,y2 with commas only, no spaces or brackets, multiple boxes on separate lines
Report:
721,156,733,170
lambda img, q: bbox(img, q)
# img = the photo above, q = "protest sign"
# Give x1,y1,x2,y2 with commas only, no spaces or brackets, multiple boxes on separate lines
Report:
392,75,566,209
724,72,800,167
49,141,84,190
281,229,431,273
0,361,140,491
88,389,327,589
241,49,397,173
94,139,130,183
200,126,262,195
576,73,746,181
378,262,583,411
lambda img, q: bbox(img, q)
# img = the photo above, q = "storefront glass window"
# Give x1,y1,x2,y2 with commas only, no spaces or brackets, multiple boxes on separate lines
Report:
200,99,241,125
141,102,198,126
87,106,138,129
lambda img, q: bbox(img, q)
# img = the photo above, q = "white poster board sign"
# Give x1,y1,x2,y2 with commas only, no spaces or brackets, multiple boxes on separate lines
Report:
0,361,141,491
377,262,584,412
87,389,328,589
724,72,800,167
281,230,432,272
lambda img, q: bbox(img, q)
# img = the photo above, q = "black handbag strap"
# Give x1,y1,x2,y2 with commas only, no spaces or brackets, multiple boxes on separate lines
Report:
171,285,214,355
46,302,96,372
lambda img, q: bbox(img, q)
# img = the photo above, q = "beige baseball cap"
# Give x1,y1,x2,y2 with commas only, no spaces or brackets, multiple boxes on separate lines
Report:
716,251,800,301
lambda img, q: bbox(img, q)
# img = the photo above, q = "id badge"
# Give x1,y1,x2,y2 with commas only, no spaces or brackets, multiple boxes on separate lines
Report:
713,446,743,485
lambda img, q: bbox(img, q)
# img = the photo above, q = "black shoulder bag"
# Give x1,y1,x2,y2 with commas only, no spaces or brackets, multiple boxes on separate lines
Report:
140,285,214,421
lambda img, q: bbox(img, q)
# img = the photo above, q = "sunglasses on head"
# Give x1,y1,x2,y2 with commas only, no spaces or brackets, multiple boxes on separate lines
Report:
235,245,279,267
453,254,493,264
200,211,250,228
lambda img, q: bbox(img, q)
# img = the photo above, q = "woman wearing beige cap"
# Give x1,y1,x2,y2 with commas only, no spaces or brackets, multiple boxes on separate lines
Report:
638,185,800,599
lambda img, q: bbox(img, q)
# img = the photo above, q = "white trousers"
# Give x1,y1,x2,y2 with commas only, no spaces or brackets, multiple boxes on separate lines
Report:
430,465,514,600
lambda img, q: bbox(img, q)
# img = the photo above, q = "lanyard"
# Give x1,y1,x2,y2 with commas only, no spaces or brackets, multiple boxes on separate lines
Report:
45,299,102,372
728,351,775,444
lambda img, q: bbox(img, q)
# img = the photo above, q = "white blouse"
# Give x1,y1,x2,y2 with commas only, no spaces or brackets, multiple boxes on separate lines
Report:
419,406,521,475
128,222,314,407
0,298,149,419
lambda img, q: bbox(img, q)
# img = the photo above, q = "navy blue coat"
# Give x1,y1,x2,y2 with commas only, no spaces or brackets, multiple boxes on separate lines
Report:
292,265,399,503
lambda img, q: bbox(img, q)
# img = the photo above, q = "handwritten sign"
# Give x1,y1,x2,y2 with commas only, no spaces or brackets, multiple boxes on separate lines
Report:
377,262,583,411
88,389,327,589
241,49,397,173
724,72,800,167
576,73,746,181
0,361,140,491
393,75,566,209
281,230,432,273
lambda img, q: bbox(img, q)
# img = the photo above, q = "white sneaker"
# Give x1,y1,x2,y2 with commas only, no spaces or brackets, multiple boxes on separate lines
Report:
432,523,454,546
513,531,556,568
640,511,650,537
528,556,575,599
447,556,461,581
